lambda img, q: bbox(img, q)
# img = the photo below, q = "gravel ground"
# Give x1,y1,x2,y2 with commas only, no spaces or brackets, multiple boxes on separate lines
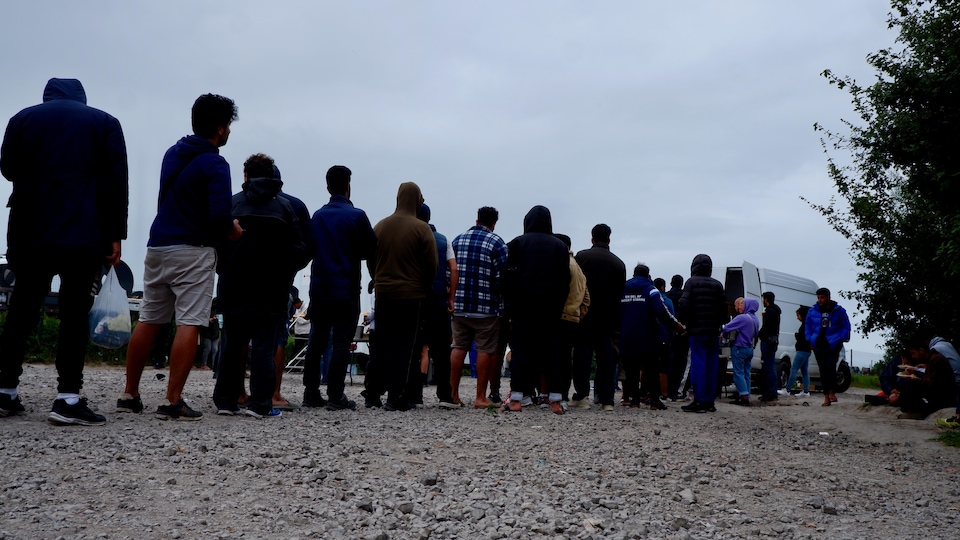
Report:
1,363,958,540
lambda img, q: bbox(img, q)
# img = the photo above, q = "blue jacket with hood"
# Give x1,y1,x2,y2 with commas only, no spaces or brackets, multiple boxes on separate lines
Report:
1,78,128,262
722,298,760,349
619,275,681,356
147,134,234,248
804,300,851,349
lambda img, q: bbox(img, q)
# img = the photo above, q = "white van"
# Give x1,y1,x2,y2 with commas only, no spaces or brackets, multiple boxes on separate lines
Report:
712,261,851,393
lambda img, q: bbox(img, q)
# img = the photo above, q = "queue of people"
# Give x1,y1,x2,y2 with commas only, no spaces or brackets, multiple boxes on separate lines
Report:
2,78,957,428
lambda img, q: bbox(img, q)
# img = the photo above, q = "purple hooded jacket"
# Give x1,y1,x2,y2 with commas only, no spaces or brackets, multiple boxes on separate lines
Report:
722,297,760,349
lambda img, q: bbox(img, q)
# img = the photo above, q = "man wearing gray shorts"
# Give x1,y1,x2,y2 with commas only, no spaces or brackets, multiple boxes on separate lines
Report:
449,207,508,409
117,94,242,420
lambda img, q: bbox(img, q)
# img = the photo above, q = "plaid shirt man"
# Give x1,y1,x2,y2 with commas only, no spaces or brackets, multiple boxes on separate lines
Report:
452,225,508,315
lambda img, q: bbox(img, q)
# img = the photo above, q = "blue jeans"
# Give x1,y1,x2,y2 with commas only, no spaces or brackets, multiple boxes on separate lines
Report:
731,345,754,397
786,350,811,392
304,297,360,401
760,340,778,397
689,335,720,403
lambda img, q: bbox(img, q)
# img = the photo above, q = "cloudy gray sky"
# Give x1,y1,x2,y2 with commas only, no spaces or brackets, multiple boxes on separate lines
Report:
1,1,895,362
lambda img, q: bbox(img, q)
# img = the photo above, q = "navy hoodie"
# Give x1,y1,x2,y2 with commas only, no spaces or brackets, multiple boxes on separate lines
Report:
147,134,234,248
1,78,128,262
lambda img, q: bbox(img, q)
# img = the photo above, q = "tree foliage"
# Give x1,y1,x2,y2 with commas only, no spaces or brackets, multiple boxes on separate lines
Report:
812,0,960,349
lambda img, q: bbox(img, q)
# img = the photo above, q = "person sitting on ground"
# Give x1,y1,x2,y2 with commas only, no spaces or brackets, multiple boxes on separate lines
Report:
907,335,960,425
896,336,958,418
878,352,914,406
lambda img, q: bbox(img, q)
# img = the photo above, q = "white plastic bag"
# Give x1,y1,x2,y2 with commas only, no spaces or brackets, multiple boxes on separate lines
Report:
88,266,132,348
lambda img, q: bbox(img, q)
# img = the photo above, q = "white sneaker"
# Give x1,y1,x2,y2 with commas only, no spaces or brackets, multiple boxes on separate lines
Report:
520,395,534,407
776,388,790,396
796,392,810,398
569,399,591,410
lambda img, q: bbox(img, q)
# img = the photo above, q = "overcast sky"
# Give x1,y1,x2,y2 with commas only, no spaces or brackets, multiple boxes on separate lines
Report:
0,1,896,362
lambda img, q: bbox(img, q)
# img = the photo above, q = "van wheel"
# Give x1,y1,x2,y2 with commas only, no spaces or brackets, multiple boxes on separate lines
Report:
836,361,852,393
777,359,791,389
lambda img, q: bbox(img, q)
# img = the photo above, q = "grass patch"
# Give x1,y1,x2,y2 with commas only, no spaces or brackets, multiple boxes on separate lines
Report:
851,373,881,390
933,430,960,447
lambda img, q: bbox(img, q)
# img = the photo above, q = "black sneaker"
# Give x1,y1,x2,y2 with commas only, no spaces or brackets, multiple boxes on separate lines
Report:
383,399,409,412
681,400,712,413
116,393,144,413
649,398,667,410
0,393,26,417
155,399,203,421
488,392,502,404
48,398,106,426
302,389,327,408
759,394,779,403
325,395,357,411
365,396,383,408
729,396,751,407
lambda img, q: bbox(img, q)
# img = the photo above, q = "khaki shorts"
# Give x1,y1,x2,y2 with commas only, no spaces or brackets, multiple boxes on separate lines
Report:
451,315,499,354
139,246,217,326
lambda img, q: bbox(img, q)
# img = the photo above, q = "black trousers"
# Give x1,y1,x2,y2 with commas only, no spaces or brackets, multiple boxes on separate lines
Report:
371,297,424,405
510,315,561,398
0,247,101,393
213,312,278,413
421,299,453,403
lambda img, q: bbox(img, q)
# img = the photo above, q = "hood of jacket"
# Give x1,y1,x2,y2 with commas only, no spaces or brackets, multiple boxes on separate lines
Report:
394,182,424,217
42,78,87,104
243,176,283,203
171,134,219,163
523,205,553,234
690,253,713,277
743,297,760,316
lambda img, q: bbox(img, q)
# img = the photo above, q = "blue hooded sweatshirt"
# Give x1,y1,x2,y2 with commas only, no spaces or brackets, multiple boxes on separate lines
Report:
722,297,760,349
147,134,234,248
1,78,128,262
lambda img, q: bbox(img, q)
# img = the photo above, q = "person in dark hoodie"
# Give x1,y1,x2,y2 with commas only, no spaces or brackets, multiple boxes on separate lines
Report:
619,264,684,410
367,182,438,411
502,205,570,414
677,254,726,413
119,93,242,421
302,165,377,411
212,153,305,419
0,78,128,425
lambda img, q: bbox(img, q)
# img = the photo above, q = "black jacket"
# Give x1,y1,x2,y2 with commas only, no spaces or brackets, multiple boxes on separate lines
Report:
1,78,128,262
217,177,306,315
759,302,781,342
503,206,570,321
677,254,726,336
575,242,626,331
